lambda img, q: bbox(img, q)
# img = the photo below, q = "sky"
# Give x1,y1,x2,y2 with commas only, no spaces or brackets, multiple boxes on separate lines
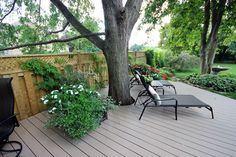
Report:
3,0,169,47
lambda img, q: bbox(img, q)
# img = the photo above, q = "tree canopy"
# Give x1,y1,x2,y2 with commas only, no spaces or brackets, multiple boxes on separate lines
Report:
143,0,236,73
143,0,236,56
0,0,100,54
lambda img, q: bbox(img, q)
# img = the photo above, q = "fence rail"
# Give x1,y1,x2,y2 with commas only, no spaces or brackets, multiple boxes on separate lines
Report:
0,52,146,120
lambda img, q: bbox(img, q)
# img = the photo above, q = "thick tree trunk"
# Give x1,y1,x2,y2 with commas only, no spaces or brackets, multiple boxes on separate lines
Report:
200,0,210,74
101,0,142,105
200,0,226,74
104,47,132,105
206,34,218,73
52,0,143,105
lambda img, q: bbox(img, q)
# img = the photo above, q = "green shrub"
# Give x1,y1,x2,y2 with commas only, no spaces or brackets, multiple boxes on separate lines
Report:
20,59,61,91
145,49,155,67
41,84,115,139
168,52,199,71
185,74,236,92
154,49,171,68
61,64,87,86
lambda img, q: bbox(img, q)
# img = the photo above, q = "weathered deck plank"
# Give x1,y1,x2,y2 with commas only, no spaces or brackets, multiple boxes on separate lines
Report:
2,82,236,157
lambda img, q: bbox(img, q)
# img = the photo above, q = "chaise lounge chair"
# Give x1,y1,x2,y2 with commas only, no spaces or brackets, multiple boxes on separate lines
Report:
0,78,22,157
137,74,214,120
129,65,176,94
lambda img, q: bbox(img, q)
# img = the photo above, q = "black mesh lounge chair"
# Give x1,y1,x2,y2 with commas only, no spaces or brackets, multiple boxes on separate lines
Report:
0,78,22,157
138,75,214,120
129,65,142,88
129,65,176,94
133,70,165,106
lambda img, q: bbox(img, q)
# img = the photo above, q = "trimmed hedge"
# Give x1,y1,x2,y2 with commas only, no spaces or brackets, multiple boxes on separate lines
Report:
185,74,236,92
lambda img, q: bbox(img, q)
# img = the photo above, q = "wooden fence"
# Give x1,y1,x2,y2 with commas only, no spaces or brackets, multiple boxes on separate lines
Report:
0,52,146,120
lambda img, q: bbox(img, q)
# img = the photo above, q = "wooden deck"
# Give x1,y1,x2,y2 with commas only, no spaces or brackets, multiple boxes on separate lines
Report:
2,82,236,157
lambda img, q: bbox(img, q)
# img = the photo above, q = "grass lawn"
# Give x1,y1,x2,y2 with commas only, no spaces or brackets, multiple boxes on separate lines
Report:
214,63,236,75
174,63,236,100
174,63,236,79
174,68,199,79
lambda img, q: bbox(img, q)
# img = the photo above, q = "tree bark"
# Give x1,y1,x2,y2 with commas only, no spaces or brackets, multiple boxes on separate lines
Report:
200,0,210,74
200,0,226,74
51,0,143,105
102,0,143,105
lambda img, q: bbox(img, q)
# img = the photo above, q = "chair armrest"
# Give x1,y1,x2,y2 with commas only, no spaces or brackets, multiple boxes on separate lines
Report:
0,114,19,127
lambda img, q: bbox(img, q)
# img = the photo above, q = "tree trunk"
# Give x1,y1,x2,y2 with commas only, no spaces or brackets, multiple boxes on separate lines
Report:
51,0,143,105
101,0,142,105
200,0,226,74
200,0,210,74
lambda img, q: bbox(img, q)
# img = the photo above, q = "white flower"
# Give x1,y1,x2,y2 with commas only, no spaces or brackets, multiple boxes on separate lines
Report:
78,85,83,89
43,100,49,105
52,107,57,111
60,86,63,90
96,92,101,97
73,85,76,88
58,100,62,104
51,90,58,94
53,95,58,99
40,97,45,101
48,107,56,114
74,91,79,95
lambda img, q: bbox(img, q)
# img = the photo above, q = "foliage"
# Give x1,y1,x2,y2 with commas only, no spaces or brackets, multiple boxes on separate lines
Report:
185,73,236,92
66,17,101,53
130,64,174,80
145,48,173,68
144,49,155,67
20,59,61,91
60,64,87,86
143,0,236,56
227,41,236,58
0,0,100,54
91,53,106,88
167,52,199,71
129,44,145,52
41,84,116,139
54,57,66,65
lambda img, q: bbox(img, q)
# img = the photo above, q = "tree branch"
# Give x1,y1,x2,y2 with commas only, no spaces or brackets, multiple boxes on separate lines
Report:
48,22,69,34
50,0,105,50
0,0,17,23
125,0,143,38
0,32,105,51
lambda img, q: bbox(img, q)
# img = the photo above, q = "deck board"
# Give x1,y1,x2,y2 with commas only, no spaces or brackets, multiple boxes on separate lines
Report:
2,82,236,157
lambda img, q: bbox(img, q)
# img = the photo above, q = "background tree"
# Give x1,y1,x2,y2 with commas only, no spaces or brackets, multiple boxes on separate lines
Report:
129,44,145,52
0,0,100,54
0,0,144,105
143,0,236,74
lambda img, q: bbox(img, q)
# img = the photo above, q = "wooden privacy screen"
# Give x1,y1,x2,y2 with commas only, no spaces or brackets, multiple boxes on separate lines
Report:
0,52,146,120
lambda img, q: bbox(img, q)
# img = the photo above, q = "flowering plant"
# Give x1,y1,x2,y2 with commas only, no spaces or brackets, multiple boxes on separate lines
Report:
131,64,174,80
41,83,115,138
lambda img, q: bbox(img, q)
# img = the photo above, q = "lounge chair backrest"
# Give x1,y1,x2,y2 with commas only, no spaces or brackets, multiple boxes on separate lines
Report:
138,74,161,105
0,78,14,122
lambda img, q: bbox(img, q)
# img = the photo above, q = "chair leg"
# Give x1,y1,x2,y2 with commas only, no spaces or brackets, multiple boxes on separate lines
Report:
175,106,178,120
0,141,22,157
172,86,177,94
134,90,145,106
206,106,214,119
139,104,148,120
